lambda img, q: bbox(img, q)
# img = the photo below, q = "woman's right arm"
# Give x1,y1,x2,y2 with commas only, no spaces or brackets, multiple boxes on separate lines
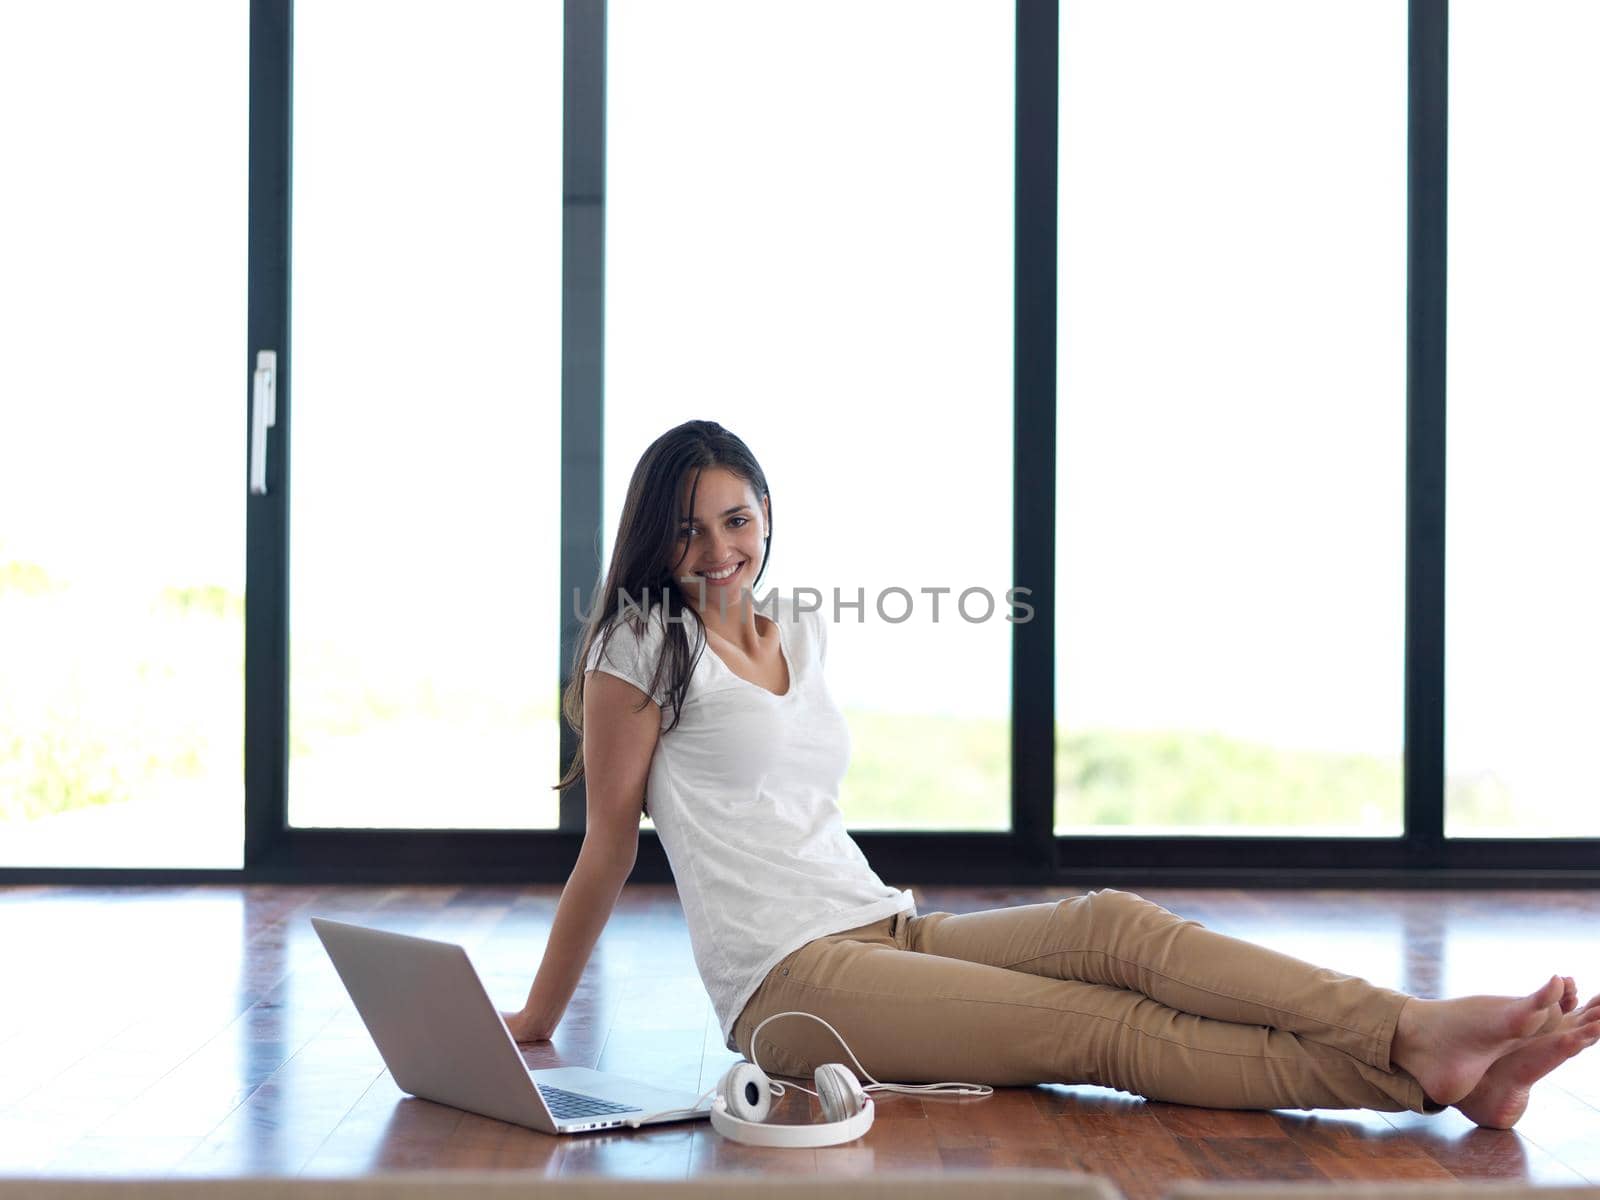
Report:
504,669,661,1042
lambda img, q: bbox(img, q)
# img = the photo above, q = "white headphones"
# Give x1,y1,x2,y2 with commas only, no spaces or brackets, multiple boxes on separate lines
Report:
709,1057,874,1148
624,1010,993,1147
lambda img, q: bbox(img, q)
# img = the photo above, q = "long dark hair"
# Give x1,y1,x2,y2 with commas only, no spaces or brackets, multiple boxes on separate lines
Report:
554,420,773,793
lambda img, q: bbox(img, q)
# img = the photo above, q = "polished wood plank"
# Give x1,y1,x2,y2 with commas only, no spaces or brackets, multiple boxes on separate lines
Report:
1377,1104,1592,1184
1507,1085,1600,1183
1048,1128,1200,1200
2,883,1599,1190
1151,1103,1290,1139
1271,1110,1455,1182
1177,1135,1324,1183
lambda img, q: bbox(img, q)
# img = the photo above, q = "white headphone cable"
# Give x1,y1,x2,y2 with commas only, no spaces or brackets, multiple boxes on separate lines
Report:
622,1009,991,1128
622,1084,718,1129
748,1011,993,1102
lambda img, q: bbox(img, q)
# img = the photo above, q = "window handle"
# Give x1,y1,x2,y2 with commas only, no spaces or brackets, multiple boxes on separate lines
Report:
250,350,277,495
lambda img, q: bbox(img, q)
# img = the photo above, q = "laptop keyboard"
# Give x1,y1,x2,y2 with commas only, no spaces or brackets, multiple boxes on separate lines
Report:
537,1083,641,1120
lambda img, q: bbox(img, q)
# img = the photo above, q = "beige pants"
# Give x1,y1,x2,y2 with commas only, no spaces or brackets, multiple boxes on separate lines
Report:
731,888,1444,1114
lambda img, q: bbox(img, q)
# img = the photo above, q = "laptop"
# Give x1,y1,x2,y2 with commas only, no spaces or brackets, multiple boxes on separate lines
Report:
310,916,714,1134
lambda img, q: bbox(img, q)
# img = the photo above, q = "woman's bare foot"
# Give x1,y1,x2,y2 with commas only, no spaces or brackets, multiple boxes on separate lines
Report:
1455,1002,1600,1129
1391,975,1566,1106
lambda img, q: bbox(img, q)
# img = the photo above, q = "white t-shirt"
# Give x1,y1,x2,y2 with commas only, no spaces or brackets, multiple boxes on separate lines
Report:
584,591,916,1051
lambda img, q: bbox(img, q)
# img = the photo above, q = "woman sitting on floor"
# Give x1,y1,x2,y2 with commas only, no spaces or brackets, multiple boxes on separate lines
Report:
504,419,1600,1131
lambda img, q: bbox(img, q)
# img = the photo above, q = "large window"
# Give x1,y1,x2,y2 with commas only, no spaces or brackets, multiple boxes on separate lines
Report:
1445,0,1600,838
605,0,1017,831
5,3,1595,884
286,1,564,830
0,1,248,868
1053,0,1408,837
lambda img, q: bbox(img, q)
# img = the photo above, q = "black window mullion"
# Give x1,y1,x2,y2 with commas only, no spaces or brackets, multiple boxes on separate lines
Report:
1013,0,1059,881
1405,0,1448,864
559,0,607,834
244,0,293,867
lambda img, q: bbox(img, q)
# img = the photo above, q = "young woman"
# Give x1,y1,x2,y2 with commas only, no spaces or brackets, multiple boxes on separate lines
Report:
502,419,1600,1130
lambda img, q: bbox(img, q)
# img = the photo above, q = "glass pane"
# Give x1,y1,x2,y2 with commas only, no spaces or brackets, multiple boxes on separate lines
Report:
1445,1,1600,838
288,2,563,829
1053,1,1407,837
606,0,1015,832
0,1,247,867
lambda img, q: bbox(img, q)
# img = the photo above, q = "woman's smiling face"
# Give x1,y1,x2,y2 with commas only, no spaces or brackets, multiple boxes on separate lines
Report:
671,466,769,614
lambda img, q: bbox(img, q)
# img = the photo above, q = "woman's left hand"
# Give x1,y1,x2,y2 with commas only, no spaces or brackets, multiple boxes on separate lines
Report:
501,1009,554,1043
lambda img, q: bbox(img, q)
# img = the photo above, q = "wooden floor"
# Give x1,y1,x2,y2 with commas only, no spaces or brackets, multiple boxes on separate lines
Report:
1,884,1598,1197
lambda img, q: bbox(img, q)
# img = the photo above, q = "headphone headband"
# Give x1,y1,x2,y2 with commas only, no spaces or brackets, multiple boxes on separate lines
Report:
709,1091,874,1148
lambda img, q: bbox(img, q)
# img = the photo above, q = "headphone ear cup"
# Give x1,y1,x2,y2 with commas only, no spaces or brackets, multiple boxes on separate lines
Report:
813,1063,866,1124
719,1061,774,1123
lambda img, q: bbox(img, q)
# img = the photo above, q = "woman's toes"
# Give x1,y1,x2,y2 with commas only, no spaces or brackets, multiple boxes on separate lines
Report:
1534,983,1589,1037
1532,974,1563,1010
1510,976,1566,1039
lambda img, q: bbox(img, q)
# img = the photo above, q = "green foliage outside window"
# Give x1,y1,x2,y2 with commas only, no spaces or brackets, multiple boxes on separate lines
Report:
1,562,1514,834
